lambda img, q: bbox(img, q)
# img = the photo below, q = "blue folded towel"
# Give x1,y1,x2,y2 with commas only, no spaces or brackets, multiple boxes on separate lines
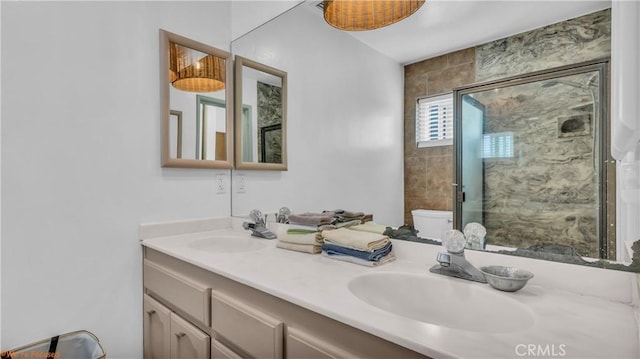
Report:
321,241,392,261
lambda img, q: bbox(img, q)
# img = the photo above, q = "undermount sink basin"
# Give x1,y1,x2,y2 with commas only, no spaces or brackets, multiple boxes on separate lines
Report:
348,272,535,333
188,236,266,253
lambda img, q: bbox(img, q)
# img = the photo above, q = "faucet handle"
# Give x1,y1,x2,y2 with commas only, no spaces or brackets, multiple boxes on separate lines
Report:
441,229,467,254
249,209,265,225
277,207,291,224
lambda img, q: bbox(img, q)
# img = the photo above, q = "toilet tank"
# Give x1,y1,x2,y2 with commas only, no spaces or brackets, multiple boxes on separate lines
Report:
411,209,453,240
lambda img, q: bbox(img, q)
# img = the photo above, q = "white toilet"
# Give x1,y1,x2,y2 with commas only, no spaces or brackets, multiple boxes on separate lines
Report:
411,209,453,240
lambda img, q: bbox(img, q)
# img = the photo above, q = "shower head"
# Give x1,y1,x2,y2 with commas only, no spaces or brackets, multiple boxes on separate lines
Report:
541,79,587,89
541,73,598,89
541,80,561,88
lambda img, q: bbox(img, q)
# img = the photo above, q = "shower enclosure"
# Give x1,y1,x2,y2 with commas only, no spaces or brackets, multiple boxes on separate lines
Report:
454,59,614,259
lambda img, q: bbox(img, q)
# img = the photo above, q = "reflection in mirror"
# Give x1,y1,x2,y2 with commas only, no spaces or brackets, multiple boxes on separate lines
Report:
196,95,227,161
228,5,639,272
234,55,287,170
169,110,183,159
160,29,233,168
453,59,634,270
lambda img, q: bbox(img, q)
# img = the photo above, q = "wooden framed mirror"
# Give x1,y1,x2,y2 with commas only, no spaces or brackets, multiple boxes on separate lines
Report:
160,29,233,168
234,55,287,170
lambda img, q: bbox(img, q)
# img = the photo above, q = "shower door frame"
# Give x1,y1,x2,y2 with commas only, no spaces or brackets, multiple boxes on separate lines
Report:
452,58,615,259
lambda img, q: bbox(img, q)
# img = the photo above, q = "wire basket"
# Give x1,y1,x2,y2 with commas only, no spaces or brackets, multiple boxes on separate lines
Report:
1,330,105,359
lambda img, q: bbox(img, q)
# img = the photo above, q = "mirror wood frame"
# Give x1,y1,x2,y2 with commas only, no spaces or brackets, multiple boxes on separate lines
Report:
160,29,234,169
234,55,288,171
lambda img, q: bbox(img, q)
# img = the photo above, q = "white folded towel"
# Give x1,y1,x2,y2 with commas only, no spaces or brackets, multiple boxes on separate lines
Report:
276,241,321,254
277,228,322,245
321,228,389,252
349,222,387,235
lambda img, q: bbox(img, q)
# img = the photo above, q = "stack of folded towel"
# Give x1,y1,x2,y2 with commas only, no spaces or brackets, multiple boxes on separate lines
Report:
276,228,323,254
320,228,395,267
334,209,366,223
288,210,375,231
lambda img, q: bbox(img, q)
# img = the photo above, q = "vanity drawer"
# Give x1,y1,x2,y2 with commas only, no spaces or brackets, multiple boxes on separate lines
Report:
211,338,243,359
211,291,284,359
144,259,211,326
286,327,354,359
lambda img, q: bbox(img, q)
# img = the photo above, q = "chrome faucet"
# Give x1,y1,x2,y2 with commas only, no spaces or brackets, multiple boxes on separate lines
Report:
242,209,277,239
429,230,487,283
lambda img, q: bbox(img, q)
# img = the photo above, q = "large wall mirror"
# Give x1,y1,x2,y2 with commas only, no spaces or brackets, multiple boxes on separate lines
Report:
229,5,639,272
160,29,233,168
234,55,287,171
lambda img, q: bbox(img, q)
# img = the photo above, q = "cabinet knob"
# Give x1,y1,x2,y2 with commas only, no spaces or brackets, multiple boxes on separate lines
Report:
175,333,186,339
146,310,156,316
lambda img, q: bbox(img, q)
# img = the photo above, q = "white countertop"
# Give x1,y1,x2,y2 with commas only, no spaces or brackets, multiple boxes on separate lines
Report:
140,217,639,359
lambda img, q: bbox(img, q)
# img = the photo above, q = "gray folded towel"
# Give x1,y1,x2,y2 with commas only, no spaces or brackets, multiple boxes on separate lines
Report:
289,212,335,227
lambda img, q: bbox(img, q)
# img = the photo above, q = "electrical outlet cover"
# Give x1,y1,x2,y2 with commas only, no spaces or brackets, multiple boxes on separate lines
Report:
216,174,225,194
237,175,246,193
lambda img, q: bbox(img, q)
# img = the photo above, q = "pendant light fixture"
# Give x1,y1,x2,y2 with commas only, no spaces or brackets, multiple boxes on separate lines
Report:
323,0,425,31
169,41,225,92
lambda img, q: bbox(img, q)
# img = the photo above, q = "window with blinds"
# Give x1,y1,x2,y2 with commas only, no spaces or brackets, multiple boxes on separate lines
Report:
482,132,514,158
416,94,454,148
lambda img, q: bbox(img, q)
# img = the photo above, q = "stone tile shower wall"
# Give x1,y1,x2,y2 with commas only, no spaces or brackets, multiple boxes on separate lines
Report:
475,10,611,82
474,75,601,257
404,9,611,255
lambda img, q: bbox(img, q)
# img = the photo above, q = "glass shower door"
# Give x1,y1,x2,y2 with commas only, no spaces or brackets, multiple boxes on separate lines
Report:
455,61,610,258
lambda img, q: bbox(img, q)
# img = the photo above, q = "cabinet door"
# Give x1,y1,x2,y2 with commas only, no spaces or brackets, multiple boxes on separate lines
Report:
170,313,210,359
143,294,172,359
286,327,355,359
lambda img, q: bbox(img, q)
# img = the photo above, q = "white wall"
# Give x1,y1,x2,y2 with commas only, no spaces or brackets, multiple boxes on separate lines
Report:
230,3,405,226
1,2,232,357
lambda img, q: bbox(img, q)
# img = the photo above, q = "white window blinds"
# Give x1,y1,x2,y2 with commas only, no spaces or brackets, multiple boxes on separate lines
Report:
482,132,514,158
416,94,454,148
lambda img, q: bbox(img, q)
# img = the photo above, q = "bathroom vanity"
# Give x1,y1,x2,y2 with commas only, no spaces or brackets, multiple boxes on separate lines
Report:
141,217,639,359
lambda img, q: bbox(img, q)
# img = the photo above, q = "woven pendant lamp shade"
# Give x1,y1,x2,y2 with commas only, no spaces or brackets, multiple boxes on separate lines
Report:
323,0,425,31
169,41,225,92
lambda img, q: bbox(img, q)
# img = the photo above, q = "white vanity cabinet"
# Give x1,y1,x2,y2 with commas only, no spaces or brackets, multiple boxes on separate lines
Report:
142,247,427,359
